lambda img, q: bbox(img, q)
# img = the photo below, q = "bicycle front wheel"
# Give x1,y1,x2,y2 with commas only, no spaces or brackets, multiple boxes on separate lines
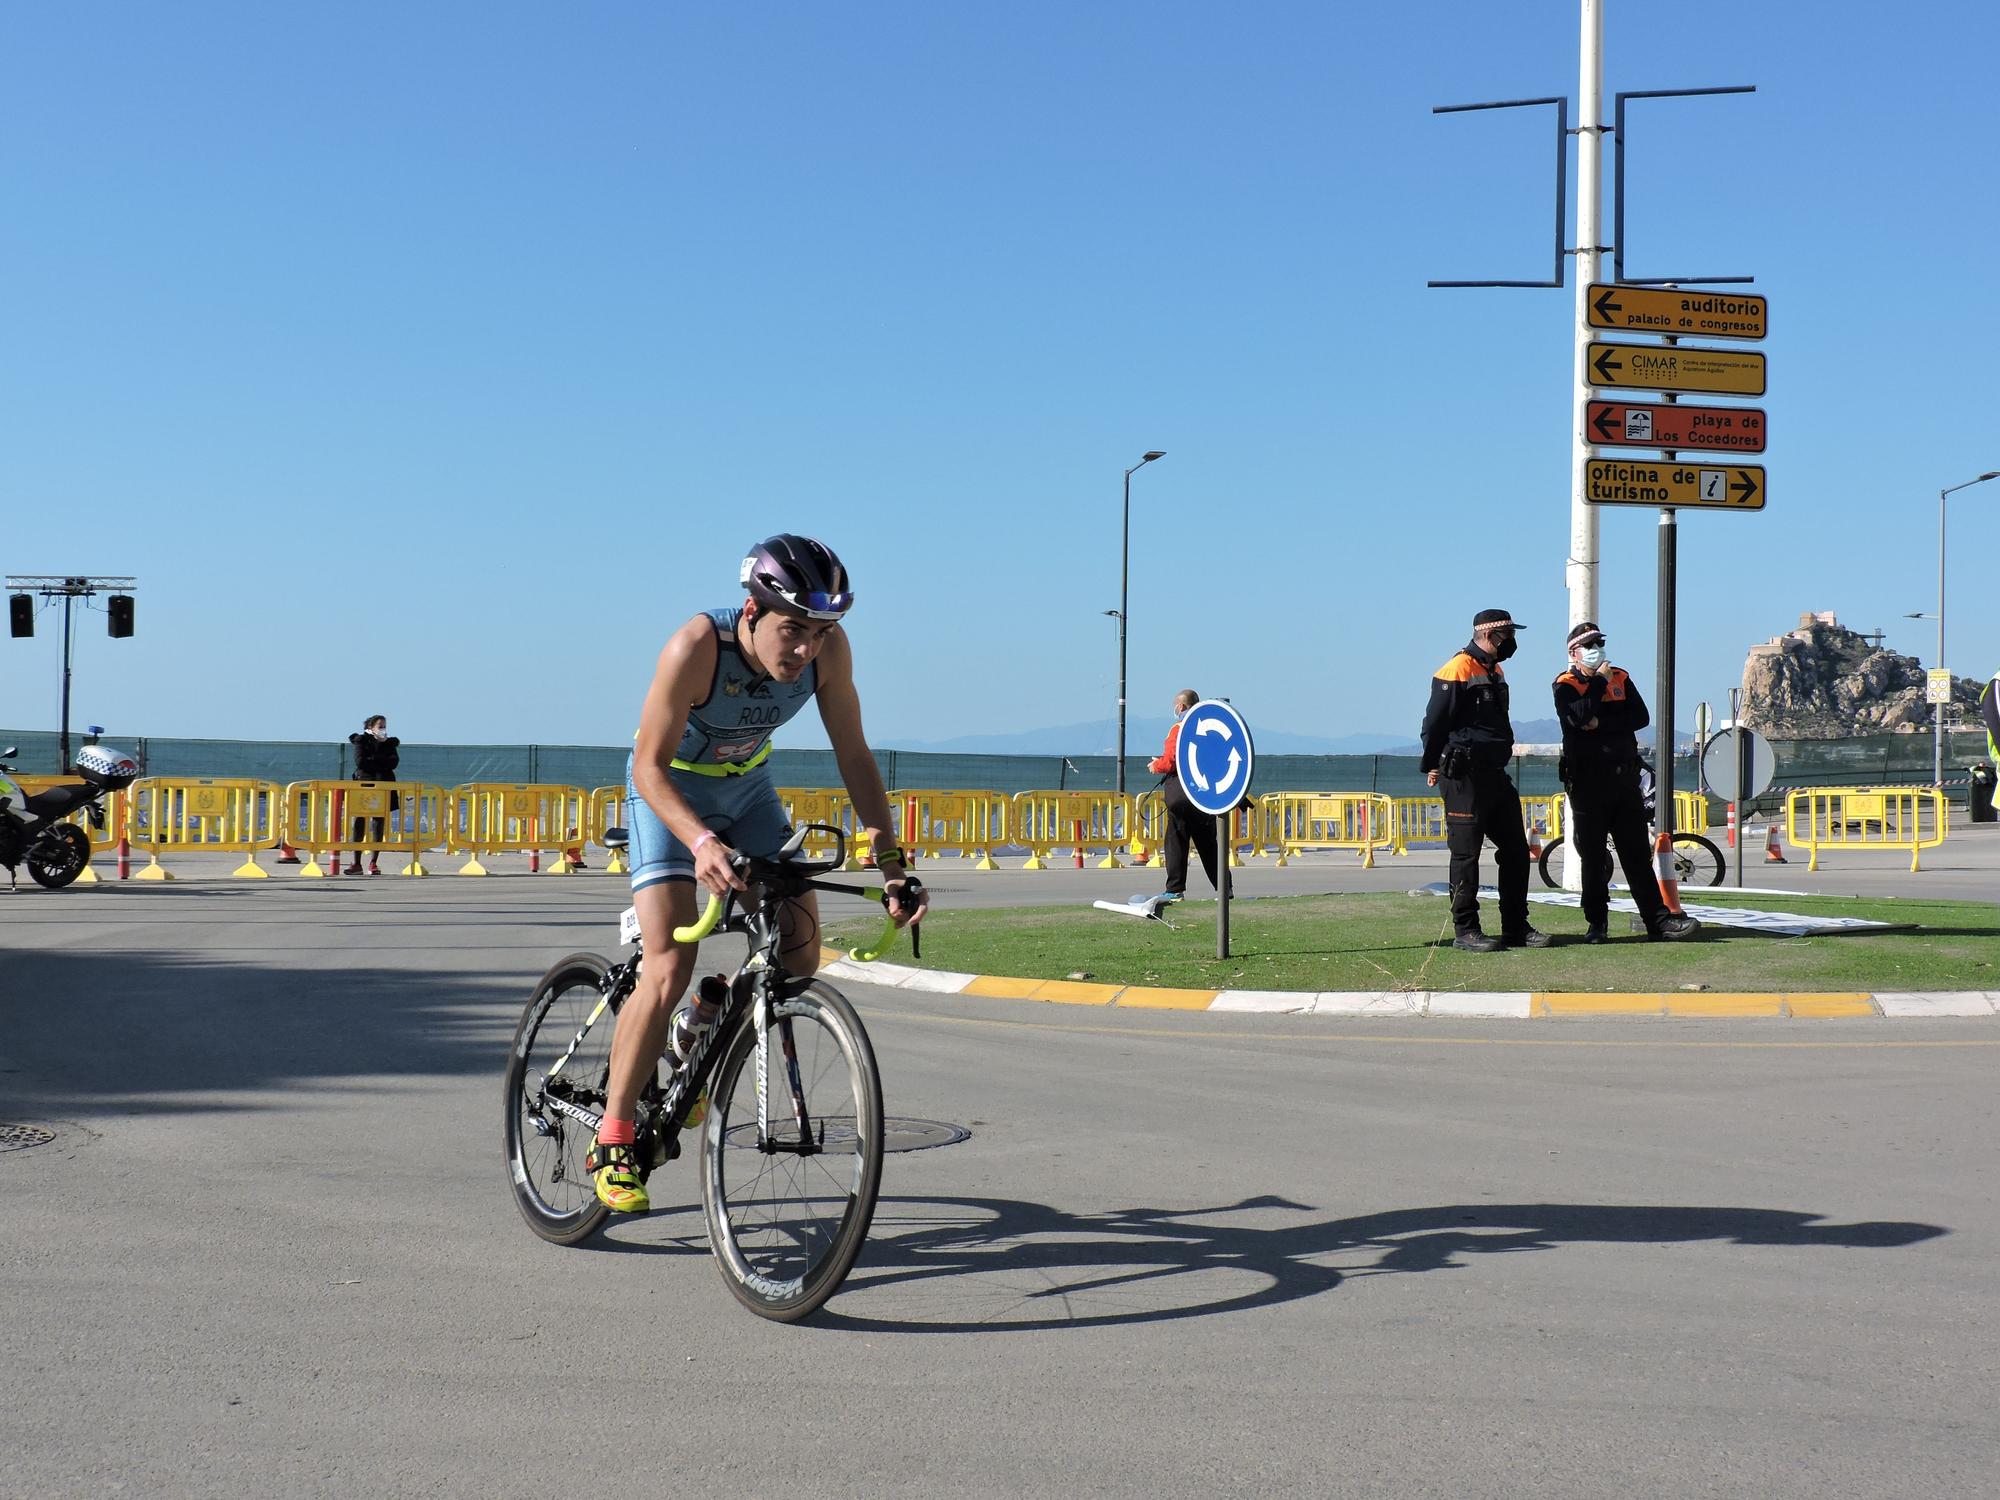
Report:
504,952,617,1245
701,981,884,1322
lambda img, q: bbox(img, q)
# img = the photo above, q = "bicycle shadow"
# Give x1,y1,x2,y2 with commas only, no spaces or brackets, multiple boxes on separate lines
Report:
791,1194,1946,1333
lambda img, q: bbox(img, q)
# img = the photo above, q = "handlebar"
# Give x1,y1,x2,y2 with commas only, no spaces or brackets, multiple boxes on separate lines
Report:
669,876,924,962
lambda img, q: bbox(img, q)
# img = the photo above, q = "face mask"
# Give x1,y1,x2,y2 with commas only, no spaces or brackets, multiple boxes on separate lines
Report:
1493,635,1518,661
1578,647,1606,669
371,727,387,739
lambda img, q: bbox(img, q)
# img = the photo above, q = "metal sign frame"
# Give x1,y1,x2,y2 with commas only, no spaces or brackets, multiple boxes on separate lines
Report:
1425,96,1569,289
1613,86,1758,286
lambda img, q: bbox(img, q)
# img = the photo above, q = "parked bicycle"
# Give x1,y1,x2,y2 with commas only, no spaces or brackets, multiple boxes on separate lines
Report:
503,823,917,1322
1536,762,1726,889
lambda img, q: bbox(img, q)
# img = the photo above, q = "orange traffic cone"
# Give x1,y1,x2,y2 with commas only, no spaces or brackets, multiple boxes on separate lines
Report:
1653,831,1685,916
1763,823,1787,864
1526,817,1544,862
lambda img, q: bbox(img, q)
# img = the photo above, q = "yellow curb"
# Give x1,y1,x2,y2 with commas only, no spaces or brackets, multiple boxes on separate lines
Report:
1663,993,1786,1018
1783,993,1877,1018
1115,986,1222,1010
1536,993,1662,1016
1026,979,1126,1006
962,975,1048,1000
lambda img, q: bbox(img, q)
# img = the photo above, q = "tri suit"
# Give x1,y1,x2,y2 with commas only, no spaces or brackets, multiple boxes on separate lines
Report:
627,607,817,893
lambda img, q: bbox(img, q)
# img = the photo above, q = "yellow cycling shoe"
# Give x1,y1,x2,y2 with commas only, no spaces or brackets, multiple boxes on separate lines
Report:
587,1140,650,1214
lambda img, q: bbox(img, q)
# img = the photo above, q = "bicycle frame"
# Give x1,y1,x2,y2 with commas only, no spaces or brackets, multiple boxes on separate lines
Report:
530,824,897,1165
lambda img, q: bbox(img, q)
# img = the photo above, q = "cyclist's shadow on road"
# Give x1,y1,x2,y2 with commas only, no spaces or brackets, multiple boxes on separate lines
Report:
798,1195,1944,1333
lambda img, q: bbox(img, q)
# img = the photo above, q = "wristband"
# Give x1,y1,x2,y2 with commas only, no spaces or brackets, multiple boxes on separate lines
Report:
691,832,718,858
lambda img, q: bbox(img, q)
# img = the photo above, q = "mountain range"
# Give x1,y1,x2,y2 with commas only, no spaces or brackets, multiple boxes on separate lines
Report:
868,716,1591,757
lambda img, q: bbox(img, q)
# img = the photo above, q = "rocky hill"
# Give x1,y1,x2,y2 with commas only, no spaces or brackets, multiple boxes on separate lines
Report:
1741,612,1986,739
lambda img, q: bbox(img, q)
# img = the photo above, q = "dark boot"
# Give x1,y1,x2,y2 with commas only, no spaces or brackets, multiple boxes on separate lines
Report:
1453,930,1504,953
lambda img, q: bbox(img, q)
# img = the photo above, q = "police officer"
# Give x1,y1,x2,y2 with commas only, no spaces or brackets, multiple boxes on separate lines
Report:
1552,622,1700,943
1421,608,1547,952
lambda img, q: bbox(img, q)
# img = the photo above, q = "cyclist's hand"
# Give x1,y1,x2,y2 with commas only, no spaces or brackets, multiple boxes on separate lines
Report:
693,835,747,899
881,865,928,928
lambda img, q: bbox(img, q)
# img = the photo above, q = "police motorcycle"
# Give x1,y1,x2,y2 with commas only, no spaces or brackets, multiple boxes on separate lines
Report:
0,738,142,889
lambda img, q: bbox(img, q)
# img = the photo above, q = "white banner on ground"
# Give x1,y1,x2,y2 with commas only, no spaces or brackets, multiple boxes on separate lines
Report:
1413,882,1910,938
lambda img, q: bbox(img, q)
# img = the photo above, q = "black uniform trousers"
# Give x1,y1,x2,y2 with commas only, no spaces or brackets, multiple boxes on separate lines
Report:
1161,777,1227,896
1440,767,1529,936
1565,761,1667,931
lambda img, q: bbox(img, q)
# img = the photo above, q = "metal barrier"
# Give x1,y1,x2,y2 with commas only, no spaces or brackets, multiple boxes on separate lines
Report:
1785,786,1949,872
889,789,1011,870
1261,792,1396,867
1010,791,1132,869
12,775,127,882
444,783,587,876
589,786,629,874
1391,796,1448,853
286,780,447,876
126,778,284,880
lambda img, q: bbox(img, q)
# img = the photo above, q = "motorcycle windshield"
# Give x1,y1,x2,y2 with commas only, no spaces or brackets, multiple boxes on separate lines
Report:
0,772,23,810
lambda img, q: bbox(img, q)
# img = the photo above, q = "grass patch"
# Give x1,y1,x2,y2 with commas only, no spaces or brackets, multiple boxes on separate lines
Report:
829,891,2000,994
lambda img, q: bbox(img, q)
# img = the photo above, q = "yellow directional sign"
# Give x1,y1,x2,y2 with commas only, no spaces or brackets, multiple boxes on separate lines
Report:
1585,459,1765,511
1587,284,1767,340
1586,341,1765,397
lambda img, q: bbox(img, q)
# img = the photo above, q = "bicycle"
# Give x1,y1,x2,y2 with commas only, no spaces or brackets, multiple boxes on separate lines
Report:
1536,827,1726,889
1534,764,1727,890
502,823,918,1322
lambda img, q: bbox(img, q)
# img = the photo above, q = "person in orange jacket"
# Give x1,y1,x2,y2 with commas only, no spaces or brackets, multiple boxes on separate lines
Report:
1147,689,1227,901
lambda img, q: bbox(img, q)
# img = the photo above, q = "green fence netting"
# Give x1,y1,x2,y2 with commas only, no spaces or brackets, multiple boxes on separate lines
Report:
3,728,1986,810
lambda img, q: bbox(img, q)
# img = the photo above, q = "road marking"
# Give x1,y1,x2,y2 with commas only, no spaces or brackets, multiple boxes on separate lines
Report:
862,1007,2000,1051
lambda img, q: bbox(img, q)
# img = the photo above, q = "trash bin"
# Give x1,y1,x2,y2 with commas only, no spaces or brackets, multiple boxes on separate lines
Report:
1971,763,1998,824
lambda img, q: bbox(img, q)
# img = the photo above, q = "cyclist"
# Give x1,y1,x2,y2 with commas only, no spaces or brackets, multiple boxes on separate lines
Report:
590,534,927,1212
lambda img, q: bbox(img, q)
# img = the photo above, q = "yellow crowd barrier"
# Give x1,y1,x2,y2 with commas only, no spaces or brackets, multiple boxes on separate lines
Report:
1545,788,1705,843
285,780,447,877
1785,786,1948,872
777,787,869,867
1391,796,1448,853
1230,798,1267,865
1261,792,1396,867
444,783,587,876
1010,790,1132,870
125,778,284,880
888,788,1011,870
589,786,629,874
1128,790,1170,868
10,775,127,883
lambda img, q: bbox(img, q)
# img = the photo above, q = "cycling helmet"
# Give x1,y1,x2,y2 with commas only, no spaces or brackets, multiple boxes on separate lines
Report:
740,535,854,621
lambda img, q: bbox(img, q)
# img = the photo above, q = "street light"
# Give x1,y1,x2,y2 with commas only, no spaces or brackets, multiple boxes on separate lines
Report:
1933,471,2000,786
1116,450,1166,794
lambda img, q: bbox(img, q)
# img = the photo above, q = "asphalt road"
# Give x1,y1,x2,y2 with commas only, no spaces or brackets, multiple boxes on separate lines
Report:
3,868,1997,1498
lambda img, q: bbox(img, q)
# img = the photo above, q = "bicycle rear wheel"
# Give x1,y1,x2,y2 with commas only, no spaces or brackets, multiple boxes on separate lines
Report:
504,952,616,1245
1672,833,1726,888
701,980,884,1322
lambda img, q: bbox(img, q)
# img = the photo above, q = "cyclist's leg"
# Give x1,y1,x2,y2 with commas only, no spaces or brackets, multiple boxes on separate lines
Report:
604,877,701,1124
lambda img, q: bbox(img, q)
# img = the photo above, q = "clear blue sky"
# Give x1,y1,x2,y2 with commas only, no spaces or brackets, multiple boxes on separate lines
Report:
4,1,1995,751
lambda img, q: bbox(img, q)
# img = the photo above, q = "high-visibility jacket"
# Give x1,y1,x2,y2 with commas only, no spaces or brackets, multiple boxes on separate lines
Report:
1551,665,1651,771
1420,643,1514,773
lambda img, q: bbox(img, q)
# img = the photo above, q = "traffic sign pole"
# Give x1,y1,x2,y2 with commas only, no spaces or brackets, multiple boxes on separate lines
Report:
1567,0,1606,637
1216,815,1230,959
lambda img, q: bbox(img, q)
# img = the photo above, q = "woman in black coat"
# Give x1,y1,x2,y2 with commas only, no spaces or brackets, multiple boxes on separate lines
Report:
346,714,400,874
